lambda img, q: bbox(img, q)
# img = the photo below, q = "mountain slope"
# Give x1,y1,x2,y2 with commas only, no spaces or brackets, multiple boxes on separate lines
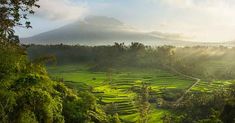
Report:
22,16,162,45
22,16,227,46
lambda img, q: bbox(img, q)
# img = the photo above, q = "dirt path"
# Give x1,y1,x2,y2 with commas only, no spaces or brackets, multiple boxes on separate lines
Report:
175,78,200,104
163,65,201,105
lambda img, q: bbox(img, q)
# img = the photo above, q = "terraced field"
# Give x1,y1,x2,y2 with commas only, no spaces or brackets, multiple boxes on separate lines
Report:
47,65,197,122
191,80,235,93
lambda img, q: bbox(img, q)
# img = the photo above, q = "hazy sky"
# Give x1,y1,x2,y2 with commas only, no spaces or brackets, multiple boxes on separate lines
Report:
16,0,235,42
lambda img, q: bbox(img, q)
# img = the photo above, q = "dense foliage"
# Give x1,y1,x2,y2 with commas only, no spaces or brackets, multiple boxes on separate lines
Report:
26,43,235,122
0,39,114,123
27,43,174,70
0,0,39,41
27,43,235,80
1,41,235,122
2,0,234,122
138,83,150,123
163,84,235,123
0,1,117,122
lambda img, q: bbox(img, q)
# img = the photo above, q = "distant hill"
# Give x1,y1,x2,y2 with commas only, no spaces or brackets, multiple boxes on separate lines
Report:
20,16,184,45
21,16,232,46
21,16,154,45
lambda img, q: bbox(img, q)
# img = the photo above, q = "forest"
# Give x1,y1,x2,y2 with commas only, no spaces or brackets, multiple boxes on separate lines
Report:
0,0,235,123
28,43,235,80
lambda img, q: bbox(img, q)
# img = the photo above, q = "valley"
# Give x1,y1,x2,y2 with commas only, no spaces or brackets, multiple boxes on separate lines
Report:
47,64,235,123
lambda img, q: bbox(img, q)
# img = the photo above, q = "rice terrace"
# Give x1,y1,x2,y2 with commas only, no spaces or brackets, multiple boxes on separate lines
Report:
1,0,235,123
44,57,234,123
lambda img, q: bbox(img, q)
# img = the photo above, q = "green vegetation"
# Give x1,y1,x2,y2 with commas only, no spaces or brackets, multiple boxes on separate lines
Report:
165,84,235,123
2,40,235,122
0,0,39,41
0,1,111,122
45,63,234,122
35,44,234,123
0,40,113,123
1,1,234,122
28,44,235,81
191,80,235,93
47,64,195,122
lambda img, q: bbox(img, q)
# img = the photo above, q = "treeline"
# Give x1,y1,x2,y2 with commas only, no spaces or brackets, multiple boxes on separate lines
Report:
173,46,235,81
27,43,235,80
27,43,174,69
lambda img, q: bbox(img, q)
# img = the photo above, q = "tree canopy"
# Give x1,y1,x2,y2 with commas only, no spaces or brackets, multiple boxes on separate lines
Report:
0,0,39,41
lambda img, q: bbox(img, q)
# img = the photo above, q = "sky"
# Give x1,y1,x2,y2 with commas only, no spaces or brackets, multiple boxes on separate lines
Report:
15,0,235,42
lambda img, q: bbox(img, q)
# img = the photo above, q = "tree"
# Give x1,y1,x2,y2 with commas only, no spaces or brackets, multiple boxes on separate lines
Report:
0,90,16,123
130,42,145,52
138,82,150,123
0,0,40,41
1,1,110,123
111,113,121,123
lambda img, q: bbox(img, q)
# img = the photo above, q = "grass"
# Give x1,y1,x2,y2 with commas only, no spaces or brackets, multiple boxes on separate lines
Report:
191,80,235,93
47,64,233,122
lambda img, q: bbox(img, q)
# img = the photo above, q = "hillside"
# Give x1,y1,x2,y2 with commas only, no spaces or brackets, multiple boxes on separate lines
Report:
21,16,157,45
21,16,206,46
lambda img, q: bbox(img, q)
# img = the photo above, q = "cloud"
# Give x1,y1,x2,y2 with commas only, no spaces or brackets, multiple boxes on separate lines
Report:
20,0,235,42
158,0,235,16
146,0,235,22
35,0,88,21
149,31,192,41
144,0,235,41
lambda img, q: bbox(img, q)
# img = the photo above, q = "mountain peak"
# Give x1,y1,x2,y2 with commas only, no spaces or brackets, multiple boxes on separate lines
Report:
83,16,123,26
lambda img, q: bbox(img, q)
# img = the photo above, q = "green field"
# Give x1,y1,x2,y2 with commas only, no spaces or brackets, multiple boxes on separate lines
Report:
47,64,235,122
47,64,198,122
191,80,235,93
